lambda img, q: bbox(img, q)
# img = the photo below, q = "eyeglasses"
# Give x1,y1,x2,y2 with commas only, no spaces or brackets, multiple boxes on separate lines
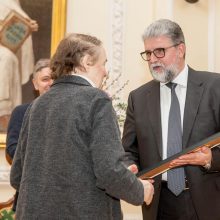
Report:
140,43,181,61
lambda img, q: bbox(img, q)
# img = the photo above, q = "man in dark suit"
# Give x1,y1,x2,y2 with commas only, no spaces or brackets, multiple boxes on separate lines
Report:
122,19,220,220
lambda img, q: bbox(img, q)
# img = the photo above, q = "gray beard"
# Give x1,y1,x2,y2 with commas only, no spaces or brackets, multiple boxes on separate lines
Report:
150,64,178,83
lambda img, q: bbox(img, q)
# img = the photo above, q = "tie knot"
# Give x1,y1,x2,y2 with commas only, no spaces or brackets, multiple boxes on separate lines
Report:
166,82,177,90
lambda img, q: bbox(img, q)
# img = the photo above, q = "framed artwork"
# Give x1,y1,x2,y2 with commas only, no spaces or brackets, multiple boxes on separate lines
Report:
0,0,67,147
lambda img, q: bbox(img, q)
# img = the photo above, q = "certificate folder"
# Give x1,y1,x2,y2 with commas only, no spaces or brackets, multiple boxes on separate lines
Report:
137,132,220,179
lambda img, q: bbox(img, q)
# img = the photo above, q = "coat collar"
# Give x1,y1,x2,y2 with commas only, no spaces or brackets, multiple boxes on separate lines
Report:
51,75,92,88
144,81,163,157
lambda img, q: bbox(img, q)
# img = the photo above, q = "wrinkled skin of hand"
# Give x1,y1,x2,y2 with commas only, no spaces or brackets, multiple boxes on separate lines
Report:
169,146,212,168
128,164,155,205
140,179,154,205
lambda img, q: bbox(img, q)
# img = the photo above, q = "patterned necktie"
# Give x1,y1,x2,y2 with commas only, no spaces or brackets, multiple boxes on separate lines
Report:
166,82,185,196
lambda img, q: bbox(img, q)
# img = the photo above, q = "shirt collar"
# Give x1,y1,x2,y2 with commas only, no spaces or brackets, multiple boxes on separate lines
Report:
71,73,96,88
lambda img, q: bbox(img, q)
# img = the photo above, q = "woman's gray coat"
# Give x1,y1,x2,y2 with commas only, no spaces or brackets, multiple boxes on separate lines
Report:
10,75,144,220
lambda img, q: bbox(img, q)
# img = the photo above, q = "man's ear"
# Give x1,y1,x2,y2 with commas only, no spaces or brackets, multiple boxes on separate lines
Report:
32,78,38,90
81,54,93,71
178,43,186,58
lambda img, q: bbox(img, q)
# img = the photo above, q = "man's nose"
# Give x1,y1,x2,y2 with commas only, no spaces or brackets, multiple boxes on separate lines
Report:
148,52,159,63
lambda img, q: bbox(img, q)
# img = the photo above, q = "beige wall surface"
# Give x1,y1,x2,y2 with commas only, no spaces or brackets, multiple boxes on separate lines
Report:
66,0,220,101
215,0,220,72
173,0,209,70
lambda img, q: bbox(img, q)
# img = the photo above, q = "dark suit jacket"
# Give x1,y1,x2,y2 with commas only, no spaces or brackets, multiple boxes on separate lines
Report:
6,103,30,211
6,103,30,160
122,67,220,220
10,75,144,220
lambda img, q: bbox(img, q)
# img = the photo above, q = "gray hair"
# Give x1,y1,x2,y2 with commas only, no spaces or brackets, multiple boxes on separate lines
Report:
50,33,102,80
142,19,185,45
33,59,50,78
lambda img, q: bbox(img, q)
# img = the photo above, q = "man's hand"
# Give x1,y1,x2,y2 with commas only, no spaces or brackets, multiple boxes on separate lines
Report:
169,146,212,168
128,164,154,204
140,179,154,205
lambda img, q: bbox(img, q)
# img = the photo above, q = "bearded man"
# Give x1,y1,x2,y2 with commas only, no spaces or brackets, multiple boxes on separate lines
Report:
122,19,220,220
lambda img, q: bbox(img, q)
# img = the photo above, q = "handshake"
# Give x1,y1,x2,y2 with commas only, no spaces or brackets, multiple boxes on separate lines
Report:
128,164,154,205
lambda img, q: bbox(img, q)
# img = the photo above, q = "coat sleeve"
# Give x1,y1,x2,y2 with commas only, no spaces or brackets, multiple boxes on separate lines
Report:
6,105,28,159
89,93,144,206
208,77,220,172
209,147,220,171
10,106,31,191
122,93,140,168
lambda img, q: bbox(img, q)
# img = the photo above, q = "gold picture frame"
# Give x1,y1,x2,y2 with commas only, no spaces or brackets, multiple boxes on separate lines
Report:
0,133,6,148
0,0,67,148
51,0,67,56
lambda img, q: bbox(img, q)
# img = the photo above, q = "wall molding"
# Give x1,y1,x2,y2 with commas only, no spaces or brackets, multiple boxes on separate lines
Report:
108,0,124,92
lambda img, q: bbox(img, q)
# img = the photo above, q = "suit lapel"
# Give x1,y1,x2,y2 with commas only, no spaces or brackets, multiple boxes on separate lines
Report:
183,67,204,148
146,82,163,157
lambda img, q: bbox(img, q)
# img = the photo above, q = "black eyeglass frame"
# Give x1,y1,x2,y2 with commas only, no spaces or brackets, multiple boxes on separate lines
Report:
140,43,182,61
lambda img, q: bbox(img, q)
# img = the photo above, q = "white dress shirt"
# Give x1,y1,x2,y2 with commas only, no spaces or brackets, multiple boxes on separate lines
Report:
160,64,188,180
71,73,96,88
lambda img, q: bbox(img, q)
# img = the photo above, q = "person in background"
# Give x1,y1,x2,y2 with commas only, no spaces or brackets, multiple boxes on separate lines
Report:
122,19,220,220
10,33,154,219
6,58,52,160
